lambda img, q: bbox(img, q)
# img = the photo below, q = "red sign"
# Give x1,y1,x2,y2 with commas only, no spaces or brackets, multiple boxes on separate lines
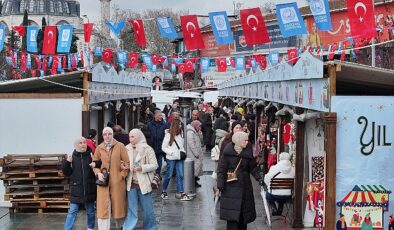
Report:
304,3,394,46
200,32,233,57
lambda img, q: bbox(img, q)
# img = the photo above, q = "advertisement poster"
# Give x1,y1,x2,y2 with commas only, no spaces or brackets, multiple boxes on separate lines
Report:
332,96,394,230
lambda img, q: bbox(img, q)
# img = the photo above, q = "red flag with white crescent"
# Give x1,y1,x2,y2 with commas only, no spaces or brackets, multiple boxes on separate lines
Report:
42,57,48,72
240,8,270,46
128,52,139,68
260,55,267,69
20,52,27,71
328,43,338,60
180,15,205,50
216,58,227,72
33,55,41,70
245,57,252,68
230,57,235,68
52,56,59,71
130,19,147,47
42,26,57,55
72,54,78,69
102,49,113,63
62,55,67,69
287,48,298,64
31,69,37,77
80,51,84,66
141,63,147,72
13,26,26,37
178,64,186,73
346,0,376,38
83,23,94,43
184,59,195,73
152,54,160,65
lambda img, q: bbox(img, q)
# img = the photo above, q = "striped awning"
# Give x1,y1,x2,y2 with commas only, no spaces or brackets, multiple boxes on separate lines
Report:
337,185,391,207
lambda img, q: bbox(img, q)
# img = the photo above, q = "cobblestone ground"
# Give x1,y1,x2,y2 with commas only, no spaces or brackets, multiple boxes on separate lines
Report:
0,151,313,230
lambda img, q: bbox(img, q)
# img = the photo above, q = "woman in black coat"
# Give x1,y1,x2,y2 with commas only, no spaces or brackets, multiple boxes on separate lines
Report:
62,137,98,230
217,132,264,230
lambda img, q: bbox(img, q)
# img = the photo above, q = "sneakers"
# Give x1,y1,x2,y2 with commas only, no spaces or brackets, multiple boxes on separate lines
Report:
161,192,169,200
180,193,192,201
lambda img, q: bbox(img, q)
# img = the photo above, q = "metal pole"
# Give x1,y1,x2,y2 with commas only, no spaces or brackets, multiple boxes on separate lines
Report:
371,38,376,67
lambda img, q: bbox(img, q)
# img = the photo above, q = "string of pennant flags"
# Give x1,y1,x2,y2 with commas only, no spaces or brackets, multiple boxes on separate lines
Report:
0,0,388,78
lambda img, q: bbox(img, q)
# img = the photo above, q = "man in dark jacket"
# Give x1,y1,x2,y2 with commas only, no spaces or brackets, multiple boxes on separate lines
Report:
201,106,214,151
62,137,97,230
147,110,169,175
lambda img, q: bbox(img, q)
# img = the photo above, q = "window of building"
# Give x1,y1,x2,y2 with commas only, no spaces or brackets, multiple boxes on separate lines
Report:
20,0,26,13
58,1,63,13
6,1,12,14
50,1,54,13
39,0,44,13
64,2,70,14
29,0,35,13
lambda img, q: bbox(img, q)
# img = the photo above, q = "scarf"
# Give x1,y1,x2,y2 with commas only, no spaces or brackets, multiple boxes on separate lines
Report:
128,129,149,155
74,136,86,152
232,132,248,154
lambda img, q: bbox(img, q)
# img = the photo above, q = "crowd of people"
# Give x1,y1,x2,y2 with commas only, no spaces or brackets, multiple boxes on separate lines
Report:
62,100,295,230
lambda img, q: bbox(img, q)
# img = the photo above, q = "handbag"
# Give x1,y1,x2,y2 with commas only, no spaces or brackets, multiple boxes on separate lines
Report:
174,139,187,160
96,149,112,187
226,158,242,183
145,155,161,190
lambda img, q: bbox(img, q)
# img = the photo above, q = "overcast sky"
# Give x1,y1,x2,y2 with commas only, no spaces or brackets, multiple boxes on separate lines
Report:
80,0,308,22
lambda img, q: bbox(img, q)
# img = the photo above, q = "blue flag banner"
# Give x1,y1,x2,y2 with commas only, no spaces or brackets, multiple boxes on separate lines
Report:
174,58,184,65
156,17,177,39
276,3,307,38
142,55,153,69
162,56,169,67
57,56,63,72
94,47,103,56
106,21,126,37
117,51,127,64
152,65,157,73
235,56,245,71
308,0,332,31
171,63,176,73
26,26,39,53
68,55,72,69
57,25,73,53
0,25,5,51
27,54,32,69
337,41,342,54
269,51,279,65
200,58,210,73
209,11,233,45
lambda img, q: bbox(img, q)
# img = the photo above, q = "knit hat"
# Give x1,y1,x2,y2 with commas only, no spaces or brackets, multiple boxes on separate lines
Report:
232,131,249,147
102,127,114,135
279,152,291,161
74,136,86,153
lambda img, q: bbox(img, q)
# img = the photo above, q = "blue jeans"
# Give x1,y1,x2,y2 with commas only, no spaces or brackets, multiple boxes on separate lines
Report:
64,202,95,230
155,153,165,175
162,159,184,192
123,188,157,230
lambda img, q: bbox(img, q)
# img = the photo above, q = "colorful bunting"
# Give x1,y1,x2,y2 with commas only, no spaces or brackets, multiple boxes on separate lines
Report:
106,21,126,37
180,15,205,50
130,20,147,47
216,58,227,72
308,0,333,31
209,11,233,45
276,3,307,38
57,25,73,53
26,26,39,53
156,17,178,39
346,0,376,38
42,26,57,55
0,25,6,51
240,8,270,46
128,52,139,68
83,23,94,43
102,49,113,63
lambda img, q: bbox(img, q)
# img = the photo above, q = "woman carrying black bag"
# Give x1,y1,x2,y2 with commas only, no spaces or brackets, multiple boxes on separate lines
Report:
161,118,192,201
217,132,264,230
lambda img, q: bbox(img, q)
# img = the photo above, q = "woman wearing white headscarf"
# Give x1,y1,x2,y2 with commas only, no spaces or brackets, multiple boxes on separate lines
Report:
123,129,158,230
186,120,204,187
93,127,130,230
217,132,264,230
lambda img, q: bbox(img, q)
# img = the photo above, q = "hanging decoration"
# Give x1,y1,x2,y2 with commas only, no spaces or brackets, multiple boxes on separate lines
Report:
128,52,139,68
240,8,270,46
130,19,147,47
26,26,39,53
235,56,245,71
105,21,126,37
57,25,73,53
209,11,234,45
102,49,114,63
156,17,178,39
0,25,5,51
308,0,333,31
83,23,94,43
200,57,210,73
216,57,227,72
276,2,308,38
180,15,205,50
346,0,376,38
42,26,58,55
13,26,26,37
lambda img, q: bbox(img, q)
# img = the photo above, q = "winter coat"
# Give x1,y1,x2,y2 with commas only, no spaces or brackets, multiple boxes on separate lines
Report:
93,139,130,219
62,149,96,204
86,139,96,153
200,113,213,146
186,125,203,176
147,119,168,156
215,129,229,147
217,143,261,223
125,144,158,195
161,131,184,161
264,159,295,196
114,133,130,146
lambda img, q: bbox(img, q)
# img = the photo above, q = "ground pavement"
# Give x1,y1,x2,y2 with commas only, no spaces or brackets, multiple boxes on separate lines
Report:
0,150,313,230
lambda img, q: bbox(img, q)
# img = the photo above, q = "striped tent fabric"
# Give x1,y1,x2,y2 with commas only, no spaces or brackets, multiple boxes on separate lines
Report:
337,185,392,207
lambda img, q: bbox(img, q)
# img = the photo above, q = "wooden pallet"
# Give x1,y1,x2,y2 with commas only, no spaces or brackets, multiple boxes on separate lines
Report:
4,178,69,187
5,184,69,194
0,166,63,179
4,188,69,201
2,154,66,169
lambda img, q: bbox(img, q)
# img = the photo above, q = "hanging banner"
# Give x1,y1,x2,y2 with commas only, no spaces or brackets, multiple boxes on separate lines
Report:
235,56,245,71
142,54,153,69
239,7,270,45
276,2,308,38
346,0,377,38
200,58,210,73
308,0,332,31
180,15,205,50
0,25,6,51
106,21,126,37
26,26,39,53
332,96,394,229
42,26,57,55
83,23,94,43
156,17,178,39
209,11,233,45
269,51,280,65
57,25,73,53
130,19,147,47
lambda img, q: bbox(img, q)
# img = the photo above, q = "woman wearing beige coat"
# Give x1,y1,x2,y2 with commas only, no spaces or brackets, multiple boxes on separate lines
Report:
123,129,158,230
93,127,130,230
186,120,204,187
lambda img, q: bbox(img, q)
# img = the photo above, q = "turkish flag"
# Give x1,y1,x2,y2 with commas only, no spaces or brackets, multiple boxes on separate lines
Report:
216,58,227,72
346,0,376,38
328,43,338,60
62,55,67,69
141,63,147,72
42,26,57,55
51,56,59,74
152,54,160,65
178,64,187,73
102,49,113,63
128,52,139,68
245,58,252,68
79,51,84,66
13,26,25,37
42,57,48,72
230,57,235,68
20,52,27,71
33,55,41,70
180,15,205,50
72,54,78,69
158,56,167,64
287,48,299,64
31,69,37,77
260,55,267,69
83,23,94,43
130,20,147,47
184,59,195,73
240,8,270,46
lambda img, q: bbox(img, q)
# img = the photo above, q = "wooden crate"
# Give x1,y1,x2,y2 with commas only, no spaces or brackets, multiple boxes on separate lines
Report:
4,188,69,201
10,200,70,214
2,154,66,170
